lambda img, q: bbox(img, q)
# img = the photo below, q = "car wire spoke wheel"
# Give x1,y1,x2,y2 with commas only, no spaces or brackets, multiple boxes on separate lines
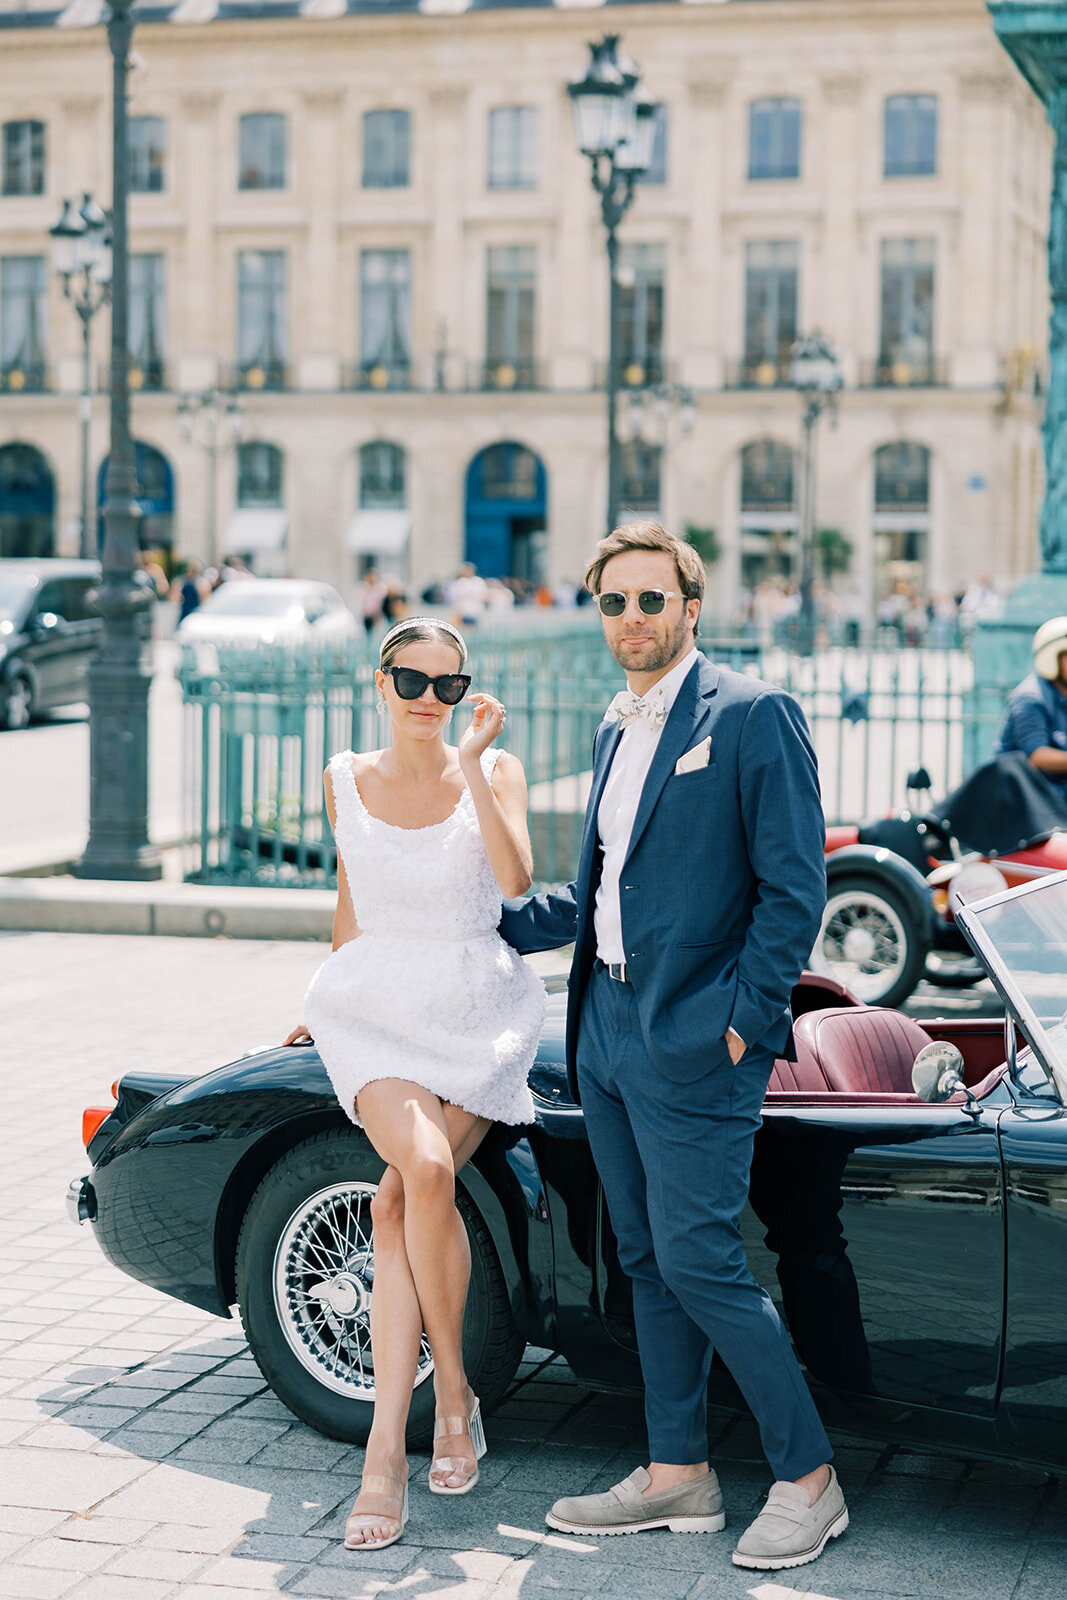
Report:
814,881,923,1006
273,1180,433,1402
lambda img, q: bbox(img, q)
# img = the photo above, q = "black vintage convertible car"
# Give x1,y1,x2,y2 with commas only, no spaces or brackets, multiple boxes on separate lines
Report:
69,871,1067,1473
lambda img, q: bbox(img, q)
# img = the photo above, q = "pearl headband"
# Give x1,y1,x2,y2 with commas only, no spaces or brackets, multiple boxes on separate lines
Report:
379,615,469,667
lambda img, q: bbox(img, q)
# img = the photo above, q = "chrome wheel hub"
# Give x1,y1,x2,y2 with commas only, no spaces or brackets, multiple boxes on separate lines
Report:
272,1180,433,1402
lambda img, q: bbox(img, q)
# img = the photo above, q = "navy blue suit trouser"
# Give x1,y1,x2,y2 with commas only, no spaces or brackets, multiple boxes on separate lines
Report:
577,965,832,1480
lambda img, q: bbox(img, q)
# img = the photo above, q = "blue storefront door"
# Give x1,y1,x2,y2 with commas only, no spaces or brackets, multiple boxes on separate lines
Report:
464,442,547,581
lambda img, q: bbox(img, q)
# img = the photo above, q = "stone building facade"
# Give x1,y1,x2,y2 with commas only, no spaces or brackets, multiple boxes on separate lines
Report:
0,0,1053,620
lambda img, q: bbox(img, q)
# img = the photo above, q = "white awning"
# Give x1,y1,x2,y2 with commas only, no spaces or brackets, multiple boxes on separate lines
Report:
224,510,288,552
345,510,412,555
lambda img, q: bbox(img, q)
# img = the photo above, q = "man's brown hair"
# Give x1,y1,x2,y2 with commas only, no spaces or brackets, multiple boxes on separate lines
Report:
584,521,706,609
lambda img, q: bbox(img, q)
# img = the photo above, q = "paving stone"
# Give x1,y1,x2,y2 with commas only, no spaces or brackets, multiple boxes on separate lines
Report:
0,1449,148,1511
245,1434,352,1471
49,1516,154,1546
63,1578,175,1600
155,1392,245,1417
76,1386,171,1409
142,1524,246,1555
13,1537,120,1572
97,1462,347,1533
102,1545,208,1580
0,1567,77,1599
0,1511,68,1538
193,1555,305,1589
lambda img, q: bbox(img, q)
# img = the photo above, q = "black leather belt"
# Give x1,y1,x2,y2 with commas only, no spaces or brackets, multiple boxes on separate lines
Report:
597,958,631,983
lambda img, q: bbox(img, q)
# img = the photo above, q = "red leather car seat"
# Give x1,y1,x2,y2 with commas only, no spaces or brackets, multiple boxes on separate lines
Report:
787,1006,932,1095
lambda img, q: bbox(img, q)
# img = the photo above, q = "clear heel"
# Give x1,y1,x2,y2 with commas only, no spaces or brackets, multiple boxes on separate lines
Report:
428,1391,486,1495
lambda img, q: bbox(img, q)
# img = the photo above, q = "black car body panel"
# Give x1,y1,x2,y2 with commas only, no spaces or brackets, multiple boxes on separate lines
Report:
0,558,103,720
79,964,1067,1473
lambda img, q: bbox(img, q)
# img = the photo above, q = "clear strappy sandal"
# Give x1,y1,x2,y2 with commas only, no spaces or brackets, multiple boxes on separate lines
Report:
428,1392,487,1496
344,1471,409,1550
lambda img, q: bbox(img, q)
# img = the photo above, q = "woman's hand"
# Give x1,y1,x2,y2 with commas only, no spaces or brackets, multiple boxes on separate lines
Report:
284,1023,313,1046
458,694,507,768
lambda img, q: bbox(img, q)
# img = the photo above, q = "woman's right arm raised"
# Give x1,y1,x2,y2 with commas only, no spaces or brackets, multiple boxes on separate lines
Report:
283,764,362,1045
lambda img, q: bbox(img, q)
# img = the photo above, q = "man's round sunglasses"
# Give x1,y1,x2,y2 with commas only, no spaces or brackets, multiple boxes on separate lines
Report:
385,666,472,705
596,588,686,617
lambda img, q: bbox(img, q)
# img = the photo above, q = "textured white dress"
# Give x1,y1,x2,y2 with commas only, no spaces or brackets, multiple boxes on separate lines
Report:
304,748,544,1127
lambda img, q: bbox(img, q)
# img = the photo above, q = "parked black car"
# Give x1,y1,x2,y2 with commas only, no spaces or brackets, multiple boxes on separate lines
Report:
0,559,103,729
69,871,1067,1474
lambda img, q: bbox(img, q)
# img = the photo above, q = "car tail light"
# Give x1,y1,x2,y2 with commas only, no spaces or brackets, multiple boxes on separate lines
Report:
82,1082,119,1150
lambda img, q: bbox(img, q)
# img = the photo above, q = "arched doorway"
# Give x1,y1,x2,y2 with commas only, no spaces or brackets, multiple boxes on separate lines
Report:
873,441,930,602
97,441,175,551
464,442,547,582
0,443,55,557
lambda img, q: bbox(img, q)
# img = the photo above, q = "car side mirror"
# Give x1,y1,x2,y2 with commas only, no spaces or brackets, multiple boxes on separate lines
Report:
912,1041,980,1118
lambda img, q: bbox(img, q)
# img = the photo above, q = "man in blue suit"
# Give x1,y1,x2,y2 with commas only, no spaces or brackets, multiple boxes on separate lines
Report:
499,522,848,1572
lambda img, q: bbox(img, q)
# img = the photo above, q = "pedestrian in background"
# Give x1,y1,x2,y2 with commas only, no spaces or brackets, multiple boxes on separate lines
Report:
358,568,389,639
171,559,209,624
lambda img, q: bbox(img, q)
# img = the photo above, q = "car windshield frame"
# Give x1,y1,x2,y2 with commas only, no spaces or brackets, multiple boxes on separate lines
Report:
957,871,1067,1104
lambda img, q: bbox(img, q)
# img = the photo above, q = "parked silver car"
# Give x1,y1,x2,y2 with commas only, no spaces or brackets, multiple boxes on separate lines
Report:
176,579,358,661
0,559,103,730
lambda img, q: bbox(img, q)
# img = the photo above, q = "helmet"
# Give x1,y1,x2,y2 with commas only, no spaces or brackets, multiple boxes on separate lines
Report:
1033,617,1067,680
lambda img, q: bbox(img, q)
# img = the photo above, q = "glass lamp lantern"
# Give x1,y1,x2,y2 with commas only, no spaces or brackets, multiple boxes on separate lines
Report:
49,198,86,280
615,90,657,175
77,194,108,274
791,332,842,395
568,35,637,157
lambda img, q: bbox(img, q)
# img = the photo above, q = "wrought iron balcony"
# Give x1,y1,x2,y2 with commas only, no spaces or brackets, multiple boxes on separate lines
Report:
860,355,948,388
478,360,541,392
228,361,290,392
346,361,412,392
724,357,795,390
0,362,48,393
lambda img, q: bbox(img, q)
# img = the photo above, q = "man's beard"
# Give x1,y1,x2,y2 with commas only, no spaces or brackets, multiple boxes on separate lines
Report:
608,610,690,674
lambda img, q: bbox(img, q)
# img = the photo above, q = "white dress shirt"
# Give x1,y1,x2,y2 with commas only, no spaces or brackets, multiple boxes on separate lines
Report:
595,648,700,964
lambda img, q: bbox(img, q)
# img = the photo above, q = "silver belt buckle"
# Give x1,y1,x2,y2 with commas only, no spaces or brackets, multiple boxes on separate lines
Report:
608,960,629,983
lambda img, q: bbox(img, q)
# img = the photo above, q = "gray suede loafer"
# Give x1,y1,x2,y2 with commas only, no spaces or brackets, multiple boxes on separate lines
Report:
732,1466,848,1569
546,1467,725,1537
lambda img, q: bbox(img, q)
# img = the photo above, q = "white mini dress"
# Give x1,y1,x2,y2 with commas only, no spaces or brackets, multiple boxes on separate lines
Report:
304,748,544,1127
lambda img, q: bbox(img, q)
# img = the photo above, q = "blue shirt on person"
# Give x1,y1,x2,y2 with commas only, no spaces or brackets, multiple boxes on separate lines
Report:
994,672,1067,785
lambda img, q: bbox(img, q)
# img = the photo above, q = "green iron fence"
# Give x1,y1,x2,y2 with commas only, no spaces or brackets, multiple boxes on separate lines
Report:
178,622,1017,891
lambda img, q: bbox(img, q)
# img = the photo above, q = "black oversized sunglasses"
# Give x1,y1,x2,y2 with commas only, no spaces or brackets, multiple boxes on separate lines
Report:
385,665,472,705
596,588,686,617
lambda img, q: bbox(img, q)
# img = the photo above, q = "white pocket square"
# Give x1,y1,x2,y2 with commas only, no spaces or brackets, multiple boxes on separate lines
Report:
674,736,711,775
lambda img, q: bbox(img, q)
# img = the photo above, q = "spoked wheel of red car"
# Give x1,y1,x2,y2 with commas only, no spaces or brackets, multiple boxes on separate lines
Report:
235,1129,524,1445
812,877,927,1008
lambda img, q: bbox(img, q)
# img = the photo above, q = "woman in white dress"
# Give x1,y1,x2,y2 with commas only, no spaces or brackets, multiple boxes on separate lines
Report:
285,616,545,1553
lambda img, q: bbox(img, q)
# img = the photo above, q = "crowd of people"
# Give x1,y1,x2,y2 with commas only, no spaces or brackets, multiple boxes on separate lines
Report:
731,572,1002,650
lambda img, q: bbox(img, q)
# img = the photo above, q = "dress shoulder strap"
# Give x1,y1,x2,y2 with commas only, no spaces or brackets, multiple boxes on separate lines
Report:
327,750,359,820
480,747,504,779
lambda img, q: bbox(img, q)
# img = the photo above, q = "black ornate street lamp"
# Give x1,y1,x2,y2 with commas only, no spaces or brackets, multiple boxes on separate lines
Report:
790,332,842,656
50,195,112,560
75,0,161,881
569,37,657,539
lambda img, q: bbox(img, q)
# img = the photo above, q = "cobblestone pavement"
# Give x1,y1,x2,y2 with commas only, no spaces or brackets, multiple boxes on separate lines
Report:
0,932,1060,1600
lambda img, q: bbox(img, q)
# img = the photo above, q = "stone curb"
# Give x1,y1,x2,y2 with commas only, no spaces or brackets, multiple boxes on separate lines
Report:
0,875,334,940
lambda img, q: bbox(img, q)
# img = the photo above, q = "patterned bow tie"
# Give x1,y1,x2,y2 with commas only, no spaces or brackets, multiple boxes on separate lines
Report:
604,685,667,729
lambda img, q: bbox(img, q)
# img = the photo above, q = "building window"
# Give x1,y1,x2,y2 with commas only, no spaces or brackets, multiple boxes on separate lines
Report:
740,439,797,588
129,254,166,390
637,104,668,186
619,440,661,513
884,95,938,178
485,245,537,388
742,241,798,384
238,113,287,190
873,441,930,601
237,442,283,508
878,238,935,384
359,250,411,387
128,116,165,193
363,110,410,189
1,257,46,390
488,107,538,190
748,98,801,181
617,243,665,387
2,120,45,197
237,251,287,387
359,441,406,509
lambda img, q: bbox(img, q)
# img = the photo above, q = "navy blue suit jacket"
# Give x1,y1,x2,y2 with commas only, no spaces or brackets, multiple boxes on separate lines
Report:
499,651,826,1096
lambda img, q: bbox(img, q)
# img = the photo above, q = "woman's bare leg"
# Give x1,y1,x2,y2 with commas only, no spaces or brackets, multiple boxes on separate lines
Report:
347,1084,489,1539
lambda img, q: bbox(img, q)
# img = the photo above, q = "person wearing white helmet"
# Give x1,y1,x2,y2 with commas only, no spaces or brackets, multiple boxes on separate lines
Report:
993,616,1067,784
